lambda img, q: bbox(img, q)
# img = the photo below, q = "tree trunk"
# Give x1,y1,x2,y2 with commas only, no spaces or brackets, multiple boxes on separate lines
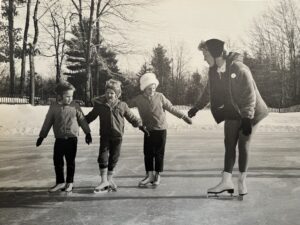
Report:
95,0,101,96
85,0,95,106
20,0,31,96
29,47,35,105
29,0,39,105
8,0,15,95
56,48,60,83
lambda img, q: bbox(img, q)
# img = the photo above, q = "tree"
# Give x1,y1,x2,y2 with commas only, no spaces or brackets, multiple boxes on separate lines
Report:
169,42,191,104
185,71,206,106
70,0,152,105
39,0,70,83
151,44,171,97
249,0,300,106
28,0,40,105
64,20,119,100
19,0,31,95
137,62,152,77
1,0,24,95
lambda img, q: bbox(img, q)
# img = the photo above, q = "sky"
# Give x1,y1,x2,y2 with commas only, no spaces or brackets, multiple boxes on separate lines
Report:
114,0,272,74
4,0,275,77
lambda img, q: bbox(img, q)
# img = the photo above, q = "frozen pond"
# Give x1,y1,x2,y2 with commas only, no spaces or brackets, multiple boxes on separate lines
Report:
0,130,299,225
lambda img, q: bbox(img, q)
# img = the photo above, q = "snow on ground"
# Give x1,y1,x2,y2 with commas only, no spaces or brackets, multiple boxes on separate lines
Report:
0,104,300,136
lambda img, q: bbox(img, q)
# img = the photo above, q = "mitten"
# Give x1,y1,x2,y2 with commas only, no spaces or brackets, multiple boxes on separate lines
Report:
85,133,92,145
139,126,150,137
36,137,44,147
188,107,198,118
240,118,252,136
182,115,192,124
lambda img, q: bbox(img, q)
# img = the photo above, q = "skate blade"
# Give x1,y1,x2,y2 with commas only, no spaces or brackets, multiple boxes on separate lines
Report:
207,194,243,201
109,186,117,192
138,183,157,189
94,186,110,194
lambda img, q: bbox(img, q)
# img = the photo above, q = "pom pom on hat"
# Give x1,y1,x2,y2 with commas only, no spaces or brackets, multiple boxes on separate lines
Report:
140,72,159,91
199,39,225,58
105,79,122,97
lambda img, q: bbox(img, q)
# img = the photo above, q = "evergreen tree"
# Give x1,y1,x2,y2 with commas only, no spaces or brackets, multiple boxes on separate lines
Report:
64,20,119,100
151,44,171,97
185,71,206,106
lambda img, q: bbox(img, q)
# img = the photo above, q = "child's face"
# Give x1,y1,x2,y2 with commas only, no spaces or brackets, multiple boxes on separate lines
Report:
61,90,74,105
144,84,156,97
105,88,118,103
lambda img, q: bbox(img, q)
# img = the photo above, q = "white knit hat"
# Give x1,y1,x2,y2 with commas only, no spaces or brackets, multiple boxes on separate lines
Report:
140,73,159,91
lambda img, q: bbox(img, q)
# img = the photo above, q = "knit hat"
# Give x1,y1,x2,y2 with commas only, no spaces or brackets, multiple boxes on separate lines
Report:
140,73,159,91
105,79,122,97
198,39,225,58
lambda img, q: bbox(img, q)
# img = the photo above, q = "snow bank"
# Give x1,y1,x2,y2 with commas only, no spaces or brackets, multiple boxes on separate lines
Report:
0,104,299,136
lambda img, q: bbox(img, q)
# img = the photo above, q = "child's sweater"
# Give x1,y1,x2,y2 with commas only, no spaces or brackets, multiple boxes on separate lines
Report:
128,92,186,130
85,96,142,138
39,101,91,139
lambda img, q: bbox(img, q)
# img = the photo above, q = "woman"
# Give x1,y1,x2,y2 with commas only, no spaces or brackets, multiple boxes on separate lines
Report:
188,39,268,196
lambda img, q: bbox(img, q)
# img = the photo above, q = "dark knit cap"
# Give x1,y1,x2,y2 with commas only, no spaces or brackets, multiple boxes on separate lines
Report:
204,39,225,58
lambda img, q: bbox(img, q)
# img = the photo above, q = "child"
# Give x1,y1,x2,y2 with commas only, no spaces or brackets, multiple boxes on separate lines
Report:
36,81,92,193
128,72,192,187
85,79,147,193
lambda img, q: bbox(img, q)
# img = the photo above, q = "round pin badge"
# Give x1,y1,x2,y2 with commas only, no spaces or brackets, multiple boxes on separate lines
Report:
231,73,236,78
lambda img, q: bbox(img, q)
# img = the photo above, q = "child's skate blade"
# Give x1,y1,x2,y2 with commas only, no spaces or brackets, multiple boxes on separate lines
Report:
207,188,234,194
94,186,110,194
109,186,117,192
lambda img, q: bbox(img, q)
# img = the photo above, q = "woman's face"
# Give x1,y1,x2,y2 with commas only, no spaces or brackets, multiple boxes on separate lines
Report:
144,84,157,97
202,49,215,67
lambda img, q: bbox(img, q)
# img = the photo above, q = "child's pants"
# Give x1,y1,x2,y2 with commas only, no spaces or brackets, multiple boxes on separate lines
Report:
143,130,167,172
53,137,78,184
98,137,122,171
224,120,258,173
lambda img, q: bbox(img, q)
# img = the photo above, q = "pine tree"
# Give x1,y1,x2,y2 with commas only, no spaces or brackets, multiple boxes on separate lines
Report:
151,44,171,97
64,20,119,100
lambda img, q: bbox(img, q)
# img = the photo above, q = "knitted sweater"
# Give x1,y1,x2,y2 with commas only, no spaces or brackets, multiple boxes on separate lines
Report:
128,92,186,130
39,101,91,138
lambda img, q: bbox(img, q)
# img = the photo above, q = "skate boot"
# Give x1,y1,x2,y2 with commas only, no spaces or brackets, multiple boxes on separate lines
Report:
238,172,248,196
63,183,73,193
153,172,161,186
108,171,117,192
138,171,155,187
48,183,65,193
94,168,110,193
207,171,234,196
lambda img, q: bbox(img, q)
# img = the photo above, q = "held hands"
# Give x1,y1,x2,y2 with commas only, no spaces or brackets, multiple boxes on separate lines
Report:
240,118,252,136
85,133,92,145
139,126,150,137
182,115,192,125
188,107,198,118
36,137,44,147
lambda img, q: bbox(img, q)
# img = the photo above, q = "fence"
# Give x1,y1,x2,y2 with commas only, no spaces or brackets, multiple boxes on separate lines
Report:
0,96,29,104
0,95,84,106
0,96,299,112
0,95,53,105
